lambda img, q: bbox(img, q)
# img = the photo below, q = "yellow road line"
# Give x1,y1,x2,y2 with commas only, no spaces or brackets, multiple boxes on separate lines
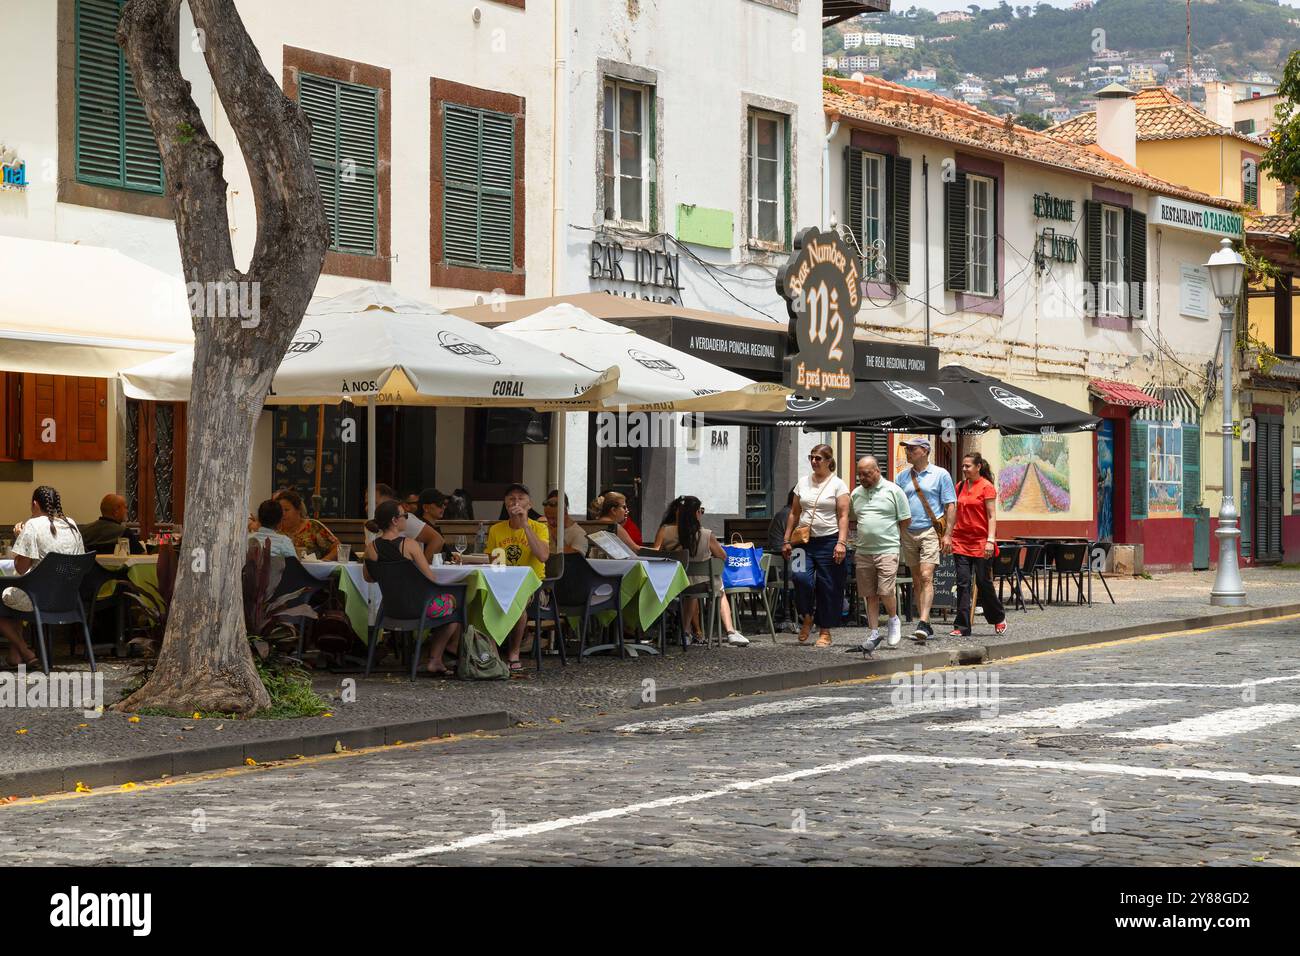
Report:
5,611,1293,809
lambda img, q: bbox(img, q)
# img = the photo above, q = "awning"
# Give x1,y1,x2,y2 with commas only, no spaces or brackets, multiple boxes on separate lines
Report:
938,365,1101,434
1137,386,1201,424
0,235,192,375
1089,378,1164,409
700,379,989,432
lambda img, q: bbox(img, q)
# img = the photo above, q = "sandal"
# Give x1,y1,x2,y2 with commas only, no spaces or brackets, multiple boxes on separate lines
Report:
508,659,524,672
814,631,833,647
797,621,813,644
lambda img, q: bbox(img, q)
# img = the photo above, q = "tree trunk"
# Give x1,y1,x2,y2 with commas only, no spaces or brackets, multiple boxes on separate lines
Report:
114,0,328,715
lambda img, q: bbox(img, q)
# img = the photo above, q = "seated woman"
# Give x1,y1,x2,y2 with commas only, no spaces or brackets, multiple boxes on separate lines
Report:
651,495,748,647
544,491,587,555
588,491,638,555
415,488,449,558
598,488,642,546
1,485,85,668
273,489,339,560
363,500,461,676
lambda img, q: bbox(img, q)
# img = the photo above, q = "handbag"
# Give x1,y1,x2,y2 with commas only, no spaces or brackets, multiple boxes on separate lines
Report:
790,479,831,546
722,535,765,590
910,469,947,537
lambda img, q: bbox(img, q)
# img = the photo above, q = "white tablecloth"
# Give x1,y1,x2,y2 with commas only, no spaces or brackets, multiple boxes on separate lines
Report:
301,560,534,624
586,557,681,602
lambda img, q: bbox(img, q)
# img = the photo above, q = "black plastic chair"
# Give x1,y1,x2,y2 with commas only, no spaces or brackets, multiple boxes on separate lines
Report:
553,554,625,660
274,556,326,657
1086,541,1116,605
530,553,568,671
1016,541,1046,610
0,552,98,674
993,542,1025,612
363,559,467,680
1050,542,1089,605
78,561,131,658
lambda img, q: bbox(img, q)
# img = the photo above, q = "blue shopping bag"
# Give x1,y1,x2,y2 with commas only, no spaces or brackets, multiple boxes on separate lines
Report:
722,540,764,590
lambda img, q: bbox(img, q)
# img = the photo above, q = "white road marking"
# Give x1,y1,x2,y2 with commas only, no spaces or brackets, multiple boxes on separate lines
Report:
802,696,1013,729
939,698,1179,733
611,696,858,734
994,674,1300,689
331,753,1300,866
1116,704,1300,742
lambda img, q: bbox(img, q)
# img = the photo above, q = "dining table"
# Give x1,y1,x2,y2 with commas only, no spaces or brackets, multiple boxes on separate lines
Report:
564,556,690,656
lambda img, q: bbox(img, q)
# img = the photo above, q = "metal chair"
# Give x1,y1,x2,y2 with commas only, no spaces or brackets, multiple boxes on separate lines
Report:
992,541,1025,612
0,552,98,675
78,561,131,658
680,558,724,646
363,559,467,680
1087,541,1116,605
722,551,777,643
529,553,568,671
553,554,626,660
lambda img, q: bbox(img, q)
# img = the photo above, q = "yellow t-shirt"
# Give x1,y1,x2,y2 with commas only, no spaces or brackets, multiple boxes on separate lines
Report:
485,518,549,577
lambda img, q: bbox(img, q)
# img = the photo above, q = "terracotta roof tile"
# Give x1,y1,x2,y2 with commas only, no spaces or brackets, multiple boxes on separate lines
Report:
1048,86,1263,145
824,75,1237,209
1246,214,1298,241
1089,379,1163,409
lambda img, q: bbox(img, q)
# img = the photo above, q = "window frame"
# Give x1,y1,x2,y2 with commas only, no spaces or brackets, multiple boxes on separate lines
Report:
861,150,887,275
441,102,517,274
966,173,995,297
603,78,651,228
746,109,790,250
1101,203,1124,316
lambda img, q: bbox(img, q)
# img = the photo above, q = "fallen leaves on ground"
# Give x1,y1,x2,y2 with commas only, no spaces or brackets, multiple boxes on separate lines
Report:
127,716,140,724
74,782,92,793
15,729,27,735
244,757,257,766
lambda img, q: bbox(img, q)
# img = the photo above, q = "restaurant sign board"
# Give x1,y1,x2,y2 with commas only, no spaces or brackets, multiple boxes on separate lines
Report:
777,227,858,399
1150,195,1243,238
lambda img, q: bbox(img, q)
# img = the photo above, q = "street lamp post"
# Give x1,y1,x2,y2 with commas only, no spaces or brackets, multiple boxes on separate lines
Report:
1206,237,1246,606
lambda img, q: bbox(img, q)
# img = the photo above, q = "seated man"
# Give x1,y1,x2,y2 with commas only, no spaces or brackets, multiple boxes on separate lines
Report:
79,493,144,555
247,498,297,558
483,483,549,671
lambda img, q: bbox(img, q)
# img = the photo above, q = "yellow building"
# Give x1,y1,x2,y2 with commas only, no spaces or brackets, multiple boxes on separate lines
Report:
1049,86,1278,214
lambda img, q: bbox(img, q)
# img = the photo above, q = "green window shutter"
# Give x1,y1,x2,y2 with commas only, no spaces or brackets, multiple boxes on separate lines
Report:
298,73,378,256
1129,420,1148,520
1182,423,1201,515
783,115,792,250
1125,208,1147,319
648,91,658,233
991,176,999,295
443,104,515,273
943,171,967,291
844,147,863,257
1083,199,1102,317
75,0,164,193
886,155,911,285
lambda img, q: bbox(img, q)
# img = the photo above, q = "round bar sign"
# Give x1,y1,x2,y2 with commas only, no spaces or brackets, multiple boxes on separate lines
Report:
776,226,858,399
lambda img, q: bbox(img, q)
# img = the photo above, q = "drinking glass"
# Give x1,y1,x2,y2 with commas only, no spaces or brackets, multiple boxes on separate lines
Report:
454,535,468,558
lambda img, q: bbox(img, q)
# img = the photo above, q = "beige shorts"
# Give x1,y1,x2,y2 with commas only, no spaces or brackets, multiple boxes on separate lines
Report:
855,553,899,597
900,527,941,568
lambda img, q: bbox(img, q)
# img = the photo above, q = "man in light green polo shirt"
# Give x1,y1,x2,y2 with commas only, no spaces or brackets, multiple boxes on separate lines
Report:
849,455,912,652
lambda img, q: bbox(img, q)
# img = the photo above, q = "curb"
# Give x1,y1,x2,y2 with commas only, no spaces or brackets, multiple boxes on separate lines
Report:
626,601,1300,710
0,710,511,799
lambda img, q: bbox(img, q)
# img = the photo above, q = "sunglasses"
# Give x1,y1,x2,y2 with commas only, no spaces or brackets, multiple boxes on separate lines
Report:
543,500,558,508
808,454,825,462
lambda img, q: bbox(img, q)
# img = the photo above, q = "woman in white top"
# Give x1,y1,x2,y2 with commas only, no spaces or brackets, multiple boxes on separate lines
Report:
781,443,851,647
2,486,85,667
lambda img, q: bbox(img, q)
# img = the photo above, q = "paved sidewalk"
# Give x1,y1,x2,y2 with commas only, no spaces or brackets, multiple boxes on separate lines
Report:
1,567,1297,792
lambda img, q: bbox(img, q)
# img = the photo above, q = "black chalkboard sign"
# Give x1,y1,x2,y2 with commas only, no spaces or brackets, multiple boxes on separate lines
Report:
929,554,959,611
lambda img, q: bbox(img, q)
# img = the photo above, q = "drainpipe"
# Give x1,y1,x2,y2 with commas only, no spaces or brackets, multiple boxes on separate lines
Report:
550,0,569,519
823,118,840,228
922,155,932,347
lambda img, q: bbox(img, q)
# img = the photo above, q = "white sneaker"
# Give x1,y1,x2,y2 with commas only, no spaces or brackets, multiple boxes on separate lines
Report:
886,616,902,648
726,631,750,647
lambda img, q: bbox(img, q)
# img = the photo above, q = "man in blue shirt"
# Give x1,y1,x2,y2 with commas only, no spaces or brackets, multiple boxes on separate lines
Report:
895,438,957,643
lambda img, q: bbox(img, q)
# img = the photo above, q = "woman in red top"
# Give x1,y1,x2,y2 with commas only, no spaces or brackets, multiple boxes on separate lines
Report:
950,452,1007,637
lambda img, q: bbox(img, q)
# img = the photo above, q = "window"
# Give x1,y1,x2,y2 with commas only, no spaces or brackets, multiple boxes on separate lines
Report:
845,146,911,284
747,111,787,246
442,104,516,272
1102,204,1123,315
966,174,995,296
74,0,164,194
298,73,379,256
0,373,108,462
1235,119,1256,135
603,80,650,225
1242,157,1259,209
861,152,885,268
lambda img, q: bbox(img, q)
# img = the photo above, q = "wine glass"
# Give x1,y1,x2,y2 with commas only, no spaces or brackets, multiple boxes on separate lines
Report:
454,535,468,560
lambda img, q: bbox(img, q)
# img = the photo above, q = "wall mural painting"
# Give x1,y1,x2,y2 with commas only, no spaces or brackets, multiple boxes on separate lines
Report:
1147,422,1183,516
999,433,1071,514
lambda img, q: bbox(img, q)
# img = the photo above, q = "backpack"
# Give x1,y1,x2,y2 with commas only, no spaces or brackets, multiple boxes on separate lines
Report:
456,628,510,681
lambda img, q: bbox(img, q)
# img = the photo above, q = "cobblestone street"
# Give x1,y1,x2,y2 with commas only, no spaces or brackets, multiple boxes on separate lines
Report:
2,614,1298,865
